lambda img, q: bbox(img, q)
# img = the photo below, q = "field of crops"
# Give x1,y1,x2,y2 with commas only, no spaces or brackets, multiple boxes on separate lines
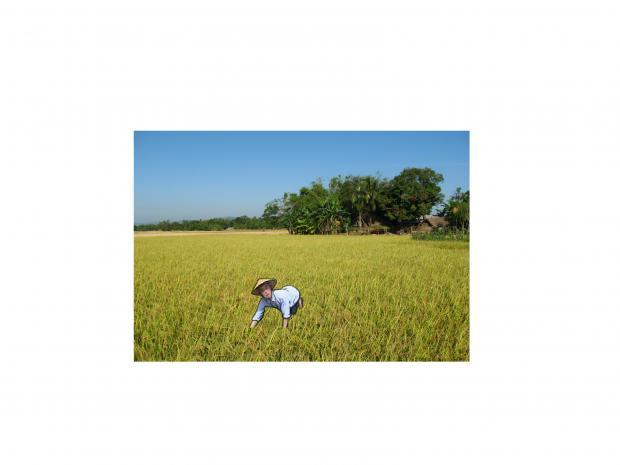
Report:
134,233,469,361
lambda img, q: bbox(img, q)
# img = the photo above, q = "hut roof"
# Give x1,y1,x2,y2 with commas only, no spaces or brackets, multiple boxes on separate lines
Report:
423,216,449,227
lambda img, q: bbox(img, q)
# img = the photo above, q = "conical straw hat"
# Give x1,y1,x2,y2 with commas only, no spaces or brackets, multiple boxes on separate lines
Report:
251,278,277,295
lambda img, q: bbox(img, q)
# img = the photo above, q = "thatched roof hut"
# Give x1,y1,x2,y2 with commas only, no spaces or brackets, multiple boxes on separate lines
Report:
415,216,449,232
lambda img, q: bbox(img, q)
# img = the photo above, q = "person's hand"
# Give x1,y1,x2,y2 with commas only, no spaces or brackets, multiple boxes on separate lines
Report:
250,320,258,329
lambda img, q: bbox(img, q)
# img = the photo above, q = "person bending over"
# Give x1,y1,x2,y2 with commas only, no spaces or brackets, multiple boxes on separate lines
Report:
250,278,304,329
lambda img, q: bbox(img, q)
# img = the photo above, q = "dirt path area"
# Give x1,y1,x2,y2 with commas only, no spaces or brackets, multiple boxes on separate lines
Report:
134,230,289,237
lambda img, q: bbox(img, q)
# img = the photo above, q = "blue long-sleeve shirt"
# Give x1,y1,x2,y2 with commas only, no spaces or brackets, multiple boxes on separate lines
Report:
252,285,301,321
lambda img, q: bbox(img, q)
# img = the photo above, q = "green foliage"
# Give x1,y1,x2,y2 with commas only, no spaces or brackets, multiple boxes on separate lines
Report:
134,169,462,236
411,229,469,242
261,198,285,228
134,216,271,232
262,179,350,235
379,167,444,227
440,188,470,230
312,196,350,234
134,234,469,361
330,174,386,228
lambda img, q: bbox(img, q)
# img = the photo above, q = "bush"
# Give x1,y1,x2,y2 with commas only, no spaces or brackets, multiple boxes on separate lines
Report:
411,229,469,242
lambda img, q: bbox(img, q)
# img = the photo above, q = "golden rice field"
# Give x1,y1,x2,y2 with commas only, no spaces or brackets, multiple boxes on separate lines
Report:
134,232,469,361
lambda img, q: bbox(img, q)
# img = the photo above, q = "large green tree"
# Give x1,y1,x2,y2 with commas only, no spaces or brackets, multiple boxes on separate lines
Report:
379,167,444,228
261,198,285,228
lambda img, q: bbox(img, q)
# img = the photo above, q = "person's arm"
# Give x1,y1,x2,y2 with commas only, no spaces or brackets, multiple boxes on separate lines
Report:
250,299,266,328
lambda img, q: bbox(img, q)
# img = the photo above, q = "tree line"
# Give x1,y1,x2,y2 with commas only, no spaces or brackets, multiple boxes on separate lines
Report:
133,216,266,232
134,167,469,234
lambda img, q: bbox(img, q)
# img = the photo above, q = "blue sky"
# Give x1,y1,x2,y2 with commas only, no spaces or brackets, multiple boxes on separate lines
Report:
134,131,469,224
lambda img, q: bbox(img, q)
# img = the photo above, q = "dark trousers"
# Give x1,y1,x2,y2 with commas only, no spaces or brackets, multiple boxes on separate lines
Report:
290,297,301,316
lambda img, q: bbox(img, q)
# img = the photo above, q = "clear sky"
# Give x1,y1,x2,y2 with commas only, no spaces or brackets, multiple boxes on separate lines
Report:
134,131,469,224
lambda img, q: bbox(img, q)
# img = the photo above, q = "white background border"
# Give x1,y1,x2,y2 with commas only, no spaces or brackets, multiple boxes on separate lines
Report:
1,1,619,464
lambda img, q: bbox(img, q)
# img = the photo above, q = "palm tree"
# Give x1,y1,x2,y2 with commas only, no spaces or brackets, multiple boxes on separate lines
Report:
351,178,366,228
361,176,380,227
350,176,381,229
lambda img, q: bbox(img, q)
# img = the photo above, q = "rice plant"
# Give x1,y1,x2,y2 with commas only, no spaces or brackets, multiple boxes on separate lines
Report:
134,233,469,361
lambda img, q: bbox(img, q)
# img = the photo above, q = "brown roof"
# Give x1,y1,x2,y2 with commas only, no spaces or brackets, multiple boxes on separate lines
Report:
423,216,448,227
